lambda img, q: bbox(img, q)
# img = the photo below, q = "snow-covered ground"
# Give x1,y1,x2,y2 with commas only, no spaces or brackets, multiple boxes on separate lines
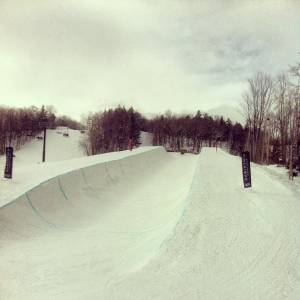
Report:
0,129,86,166
0,128,85,206
0,147,198,300
0,129,154,206
0,142,300,299
0,129,153,168
140,131,153,146
107,149,300,299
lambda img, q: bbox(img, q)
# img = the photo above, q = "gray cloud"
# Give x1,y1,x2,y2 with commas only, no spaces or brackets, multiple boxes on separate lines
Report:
0,0,299,119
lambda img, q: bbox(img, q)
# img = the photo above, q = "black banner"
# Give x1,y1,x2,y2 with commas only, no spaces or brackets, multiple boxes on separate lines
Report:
4,147,13,179
241,151,251,188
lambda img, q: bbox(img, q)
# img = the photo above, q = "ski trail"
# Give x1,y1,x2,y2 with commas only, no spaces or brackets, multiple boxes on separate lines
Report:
108,148,300,300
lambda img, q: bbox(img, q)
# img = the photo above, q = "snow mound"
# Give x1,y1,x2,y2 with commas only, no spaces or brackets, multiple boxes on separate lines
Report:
0,147,198,299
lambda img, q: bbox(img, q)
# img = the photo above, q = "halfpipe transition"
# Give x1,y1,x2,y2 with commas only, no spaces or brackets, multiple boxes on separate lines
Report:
0,146,198,300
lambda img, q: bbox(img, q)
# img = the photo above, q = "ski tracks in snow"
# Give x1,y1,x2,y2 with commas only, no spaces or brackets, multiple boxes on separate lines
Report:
108,148,300,300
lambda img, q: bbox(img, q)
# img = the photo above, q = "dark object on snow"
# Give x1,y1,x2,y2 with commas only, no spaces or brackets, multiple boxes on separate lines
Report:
37,136,43,140
4,147,13,179
241,151,252,188
292,169,298,177
180,149,187,155
63,133,69,137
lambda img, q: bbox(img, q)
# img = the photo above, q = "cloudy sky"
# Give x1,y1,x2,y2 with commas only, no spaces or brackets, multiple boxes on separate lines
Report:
0,0,299,120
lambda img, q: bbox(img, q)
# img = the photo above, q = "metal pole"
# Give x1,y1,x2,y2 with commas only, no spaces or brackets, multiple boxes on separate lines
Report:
42,127,46,162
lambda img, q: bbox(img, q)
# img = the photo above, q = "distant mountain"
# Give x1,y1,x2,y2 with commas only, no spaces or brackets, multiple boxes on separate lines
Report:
207,105,244,124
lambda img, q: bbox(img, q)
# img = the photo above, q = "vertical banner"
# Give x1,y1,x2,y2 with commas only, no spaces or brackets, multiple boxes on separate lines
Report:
241,151,251,188
4,146,13,179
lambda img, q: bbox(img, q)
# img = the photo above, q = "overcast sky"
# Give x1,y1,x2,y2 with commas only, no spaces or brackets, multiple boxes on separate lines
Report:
0,0,299,120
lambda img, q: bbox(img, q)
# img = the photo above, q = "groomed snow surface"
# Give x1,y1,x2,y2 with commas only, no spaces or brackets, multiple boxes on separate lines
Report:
0,132,300,299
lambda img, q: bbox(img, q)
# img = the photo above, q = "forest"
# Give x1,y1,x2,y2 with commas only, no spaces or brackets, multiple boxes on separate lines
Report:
86,106,246,157
86,107,146,155
148,111,245,155
241,61,300,178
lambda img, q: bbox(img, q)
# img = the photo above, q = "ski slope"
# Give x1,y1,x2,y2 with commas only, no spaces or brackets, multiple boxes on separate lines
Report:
108,148,300,300
0,146,300,299
0,129,86,166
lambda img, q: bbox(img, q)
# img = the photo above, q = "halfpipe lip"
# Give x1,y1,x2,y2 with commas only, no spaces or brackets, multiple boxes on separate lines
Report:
0,146,164,209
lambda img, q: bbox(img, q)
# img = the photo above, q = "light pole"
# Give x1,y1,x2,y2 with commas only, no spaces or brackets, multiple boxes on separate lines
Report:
266,117,270,165
42,126,46,162
39,117,48,163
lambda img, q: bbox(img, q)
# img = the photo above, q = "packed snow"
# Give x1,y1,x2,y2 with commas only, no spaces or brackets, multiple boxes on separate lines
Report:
0,147,198,299
140,131,153,147
0,134,300,299
0,129,153,207
108,149,300,299
1,128,86,165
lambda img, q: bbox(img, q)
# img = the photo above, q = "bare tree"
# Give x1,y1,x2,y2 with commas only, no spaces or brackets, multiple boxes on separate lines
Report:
274,73,290,165
0,105,54,154
241,72,274,162
288,63,300,179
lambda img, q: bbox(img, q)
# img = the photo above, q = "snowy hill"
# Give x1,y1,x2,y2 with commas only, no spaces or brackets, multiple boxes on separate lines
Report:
0,146,300,299
0,129,152,168
0,129,86,166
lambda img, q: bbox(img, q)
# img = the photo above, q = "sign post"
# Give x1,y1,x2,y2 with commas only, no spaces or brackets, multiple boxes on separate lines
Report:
241,151,252,188
4,146,13,179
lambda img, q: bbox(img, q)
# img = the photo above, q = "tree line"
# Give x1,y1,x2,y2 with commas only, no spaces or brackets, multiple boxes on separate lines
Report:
86,106,145,155
55,115,83,130
86,106,246,156
148,111,245,154
241,60,300,178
